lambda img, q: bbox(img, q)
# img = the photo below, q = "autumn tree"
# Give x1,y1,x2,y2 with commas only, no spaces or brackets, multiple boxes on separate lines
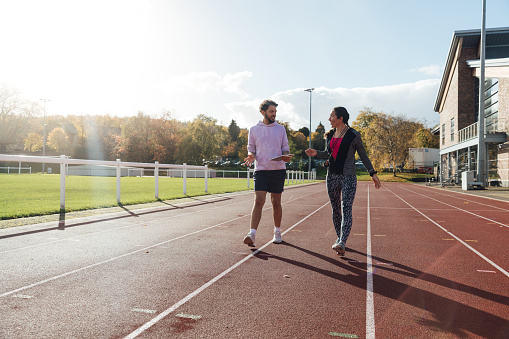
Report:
150,110,183,163
24,132,43,152
413,127,439,148
228,119,241,142
361,113,422,175
0,85,38,152
47,127,70,154
237,129,249,160
351,107,383,157
175,115,222,165
311,122,326,151
114,112,154,163
298,127,309,138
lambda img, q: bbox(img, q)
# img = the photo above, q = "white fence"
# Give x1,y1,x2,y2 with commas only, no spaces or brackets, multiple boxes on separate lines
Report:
0,166,32,174
0,154,316,211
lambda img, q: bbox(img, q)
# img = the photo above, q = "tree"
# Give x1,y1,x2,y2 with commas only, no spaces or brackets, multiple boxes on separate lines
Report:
311,122,326,151
298,127,309,138
362,113,421,175
237,129,249,160
24,132,43,152
291,131,308,157
0,85,37,152
228,119,241,142
47,127,70,154
150,110,183,163
175,115,222,164
413,127,439,148
115,112,154,163
351,107,382,157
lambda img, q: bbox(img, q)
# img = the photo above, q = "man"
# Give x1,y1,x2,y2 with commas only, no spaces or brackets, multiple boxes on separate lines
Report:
243,99,293,246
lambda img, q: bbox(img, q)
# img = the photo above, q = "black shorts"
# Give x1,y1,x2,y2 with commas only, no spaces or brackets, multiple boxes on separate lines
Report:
254,170,286,193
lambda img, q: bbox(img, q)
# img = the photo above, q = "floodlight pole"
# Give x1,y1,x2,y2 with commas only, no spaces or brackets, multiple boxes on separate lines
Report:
40,99,50,174
477,0,486,186
305,88,314,173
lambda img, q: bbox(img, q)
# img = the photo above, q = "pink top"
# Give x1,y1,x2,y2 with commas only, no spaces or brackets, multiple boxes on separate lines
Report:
330,137,342,159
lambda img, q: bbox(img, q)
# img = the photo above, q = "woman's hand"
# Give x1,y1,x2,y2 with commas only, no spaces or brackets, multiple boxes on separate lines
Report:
305,148,317,157
372,174,381,189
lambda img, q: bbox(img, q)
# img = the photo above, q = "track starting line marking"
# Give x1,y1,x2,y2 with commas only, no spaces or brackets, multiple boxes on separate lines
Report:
477,270,496,273
132,308,157,314
329,332,358,338
12,294,34,299
176,313,202,320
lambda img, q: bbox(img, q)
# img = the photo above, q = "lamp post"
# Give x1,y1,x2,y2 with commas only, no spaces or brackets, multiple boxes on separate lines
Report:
477,0,486,186
304,88,314,173
40,99,50,174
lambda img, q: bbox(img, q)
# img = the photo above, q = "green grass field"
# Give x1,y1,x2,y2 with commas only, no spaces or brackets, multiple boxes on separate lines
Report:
0,171,426,220
0,174,315,220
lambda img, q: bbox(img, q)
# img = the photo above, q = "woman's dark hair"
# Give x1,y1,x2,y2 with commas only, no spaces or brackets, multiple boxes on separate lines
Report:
333,106,349,126
325,106,350,138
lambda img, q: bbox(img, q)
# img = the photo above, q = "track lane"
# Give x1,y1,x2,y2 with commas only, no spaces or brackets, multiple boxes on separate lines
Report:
1,182,508,338
370,183,509,338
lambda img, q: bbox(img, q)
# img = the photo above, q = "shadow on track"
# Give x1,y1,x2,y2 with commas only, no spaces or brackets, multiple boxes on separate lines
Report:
253,242,509,338
0,196,232,240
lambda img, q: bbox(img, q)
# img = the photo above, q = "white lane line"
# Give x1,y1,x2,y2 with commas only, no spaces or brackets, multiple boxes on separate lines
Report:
12,294,34,299
0,213,252,298
365,185,375,339
176,313,202,320
411,184,509,211
0,190,325,298
132,308,157,314
385,186,509,278
0,225,134,254
123,202,330,339
400,186,509,228
0,198,252,254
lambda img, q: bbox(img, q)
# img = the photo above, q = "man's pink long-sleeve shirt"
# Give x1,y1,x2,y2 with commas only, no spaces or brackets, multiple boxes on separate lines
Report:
247,121,290,171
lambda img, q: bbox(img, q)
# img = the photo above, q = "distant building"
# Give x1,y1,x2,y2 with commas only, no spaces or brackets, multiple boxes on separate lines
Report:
433,27,509,186
408,148,439,172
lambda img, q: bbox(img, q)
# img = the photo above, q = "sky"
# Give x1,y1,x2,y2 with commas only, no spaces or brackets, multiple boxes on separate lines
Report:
1,0,508,131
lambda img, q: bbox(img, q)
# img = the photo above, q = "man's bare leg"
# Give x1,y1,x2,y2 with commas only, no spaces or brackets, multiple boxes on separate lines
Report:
244,191,266,246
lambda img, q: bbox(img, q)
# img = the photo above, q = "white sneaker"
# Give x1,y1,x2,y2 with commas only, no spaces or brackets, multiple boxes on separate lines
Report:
272,230,282,244
243,233,255,247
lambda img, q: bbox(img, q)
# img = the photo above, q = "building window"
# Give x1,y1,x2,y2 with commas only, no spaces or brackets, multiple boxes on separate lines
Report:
475,78,499,132
450,118,455,142
442,124,445,145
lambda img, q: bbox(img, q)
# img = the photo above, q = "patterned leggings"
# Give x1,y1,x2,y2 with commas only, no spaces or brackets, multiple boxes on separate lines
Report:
326,173,357,245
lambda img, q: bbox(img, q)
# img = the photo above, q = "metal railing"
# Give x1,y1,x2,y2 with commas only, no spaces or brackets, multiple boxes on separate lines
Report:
0,154,208,210
458,118,505,143
0,166,32,174
0,154,317,211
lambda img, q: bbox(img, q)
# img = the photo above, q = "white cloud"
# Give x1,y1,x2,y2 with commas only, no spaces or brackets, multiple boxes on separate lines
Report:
411,65,443,76
225,79,442,130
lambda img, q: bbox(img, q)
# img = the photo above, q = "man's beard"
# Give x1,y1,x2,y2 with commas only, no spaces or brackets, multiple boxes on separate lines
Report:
264,113,275,123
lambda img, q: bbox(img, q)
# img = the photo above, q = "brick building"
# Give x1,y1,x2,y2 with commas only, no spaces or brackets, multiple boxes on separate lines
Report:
434,27,509,186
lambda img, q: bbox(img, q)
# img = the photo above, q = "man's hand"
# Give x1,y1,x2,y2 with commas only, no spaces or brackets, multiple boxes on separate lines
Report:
305,148,317,157
244,154,255,167
281,154,294,162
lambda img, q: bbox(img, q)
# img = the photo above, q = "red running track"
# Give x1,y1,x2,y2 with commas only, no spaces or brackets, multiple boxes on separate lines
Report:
0,182,507,338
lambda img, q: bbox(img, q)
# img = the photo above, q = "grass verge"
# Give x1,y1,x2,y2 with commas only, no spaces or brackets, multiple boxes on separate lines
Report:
0,174,316,220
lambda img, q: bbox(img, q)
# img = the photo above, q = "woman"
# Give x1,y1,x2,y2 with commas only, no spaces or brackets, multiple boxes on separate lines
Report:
305,106,381,256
